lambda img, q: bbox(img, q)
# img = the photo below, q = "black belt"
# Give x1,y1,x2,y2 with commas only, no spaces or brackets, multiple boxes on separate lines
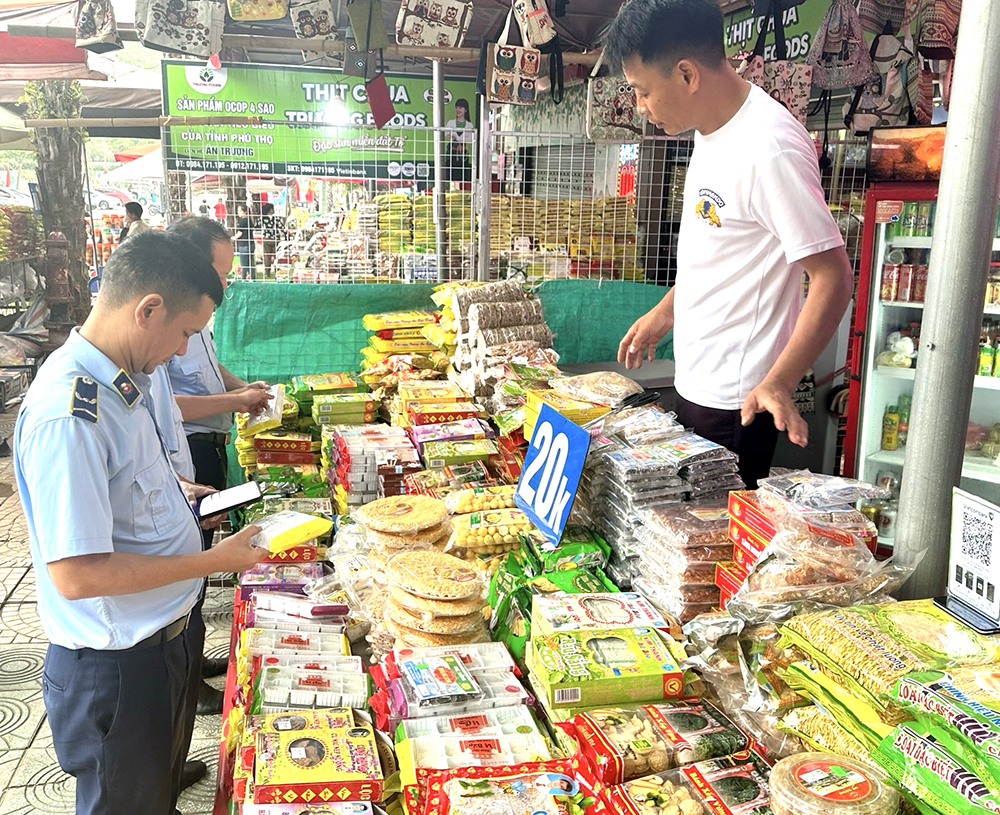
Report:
188,431,231,446
121,613,190,652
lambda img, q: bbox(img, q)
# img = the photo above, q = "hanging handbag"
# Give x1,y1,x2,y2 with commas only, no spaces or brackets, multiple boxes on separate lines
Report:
347,0,390,52
396,0,474,48
512,0,564,104
135,0,225,59
807,0,880,89
586,50,644,143
290,0,338,62
75,0,122,54
482,10,541,106
737,0,813,127
844,24,916,133
226,0,289,21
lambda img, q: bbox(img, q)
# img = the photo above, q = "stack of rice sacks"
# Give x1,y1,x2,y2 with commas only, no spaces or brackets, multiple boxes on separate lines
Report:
376,192,412,256
411,194,435,251
355,495,488,660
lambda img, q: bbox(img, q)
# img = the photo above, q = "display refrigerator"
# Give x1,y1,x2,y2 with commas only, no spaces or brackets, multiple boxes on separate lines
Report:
844,126,1000,554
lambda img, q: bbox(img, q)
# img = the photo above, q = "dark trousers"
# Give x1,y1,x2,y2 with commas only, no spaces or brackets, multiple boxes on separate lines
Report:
43,633,191,815
675,394,779,489
237,246,253,280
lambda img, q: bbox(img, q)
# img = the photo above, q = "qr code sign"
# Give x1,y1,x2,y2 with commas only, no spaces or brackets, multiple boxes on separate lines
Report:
961,507,993,568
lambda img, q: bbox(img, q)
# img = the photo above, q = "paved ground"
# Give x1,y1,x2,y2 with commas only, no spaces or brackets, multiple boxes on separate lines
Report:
0,455,232,814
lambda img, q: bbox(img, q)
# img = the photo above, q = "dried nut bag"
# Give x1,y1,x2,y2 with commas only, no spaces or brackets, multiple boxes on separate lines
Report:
548,371,644,407
444,485,518,514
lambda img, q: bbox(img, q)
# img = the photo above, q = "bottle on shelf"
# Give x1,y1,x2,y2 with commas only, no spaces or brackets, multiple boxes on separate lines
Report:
980,325,996,377
897,396,911,446
915,202,932,237
882,405,900,451
900,202,917,237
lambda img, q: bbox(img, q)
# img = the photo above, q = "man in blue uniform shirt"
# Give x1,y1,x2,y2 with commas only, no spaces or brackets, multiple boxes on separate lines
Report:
14,230,267,815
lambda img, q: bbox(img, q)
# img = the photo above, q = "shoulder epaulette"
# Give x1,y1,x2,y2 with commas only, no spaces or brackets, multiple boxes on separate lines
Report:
69,376,99,423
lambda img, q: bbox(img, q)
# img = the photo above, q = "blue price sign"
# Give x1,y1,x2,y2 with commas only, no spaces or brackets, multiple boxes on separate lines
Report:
515,403,590,546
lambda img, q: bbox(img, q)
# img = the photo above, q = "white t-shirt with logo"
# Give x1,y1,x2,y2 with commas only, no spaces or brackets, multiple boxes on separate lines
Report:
672,83,844,411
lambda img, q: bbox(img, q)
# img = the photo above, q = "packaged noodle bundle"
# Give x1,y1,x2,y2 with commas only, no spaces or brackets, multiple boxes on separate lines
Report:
778,705,875,764
779,599,1000,713
548,371,643,408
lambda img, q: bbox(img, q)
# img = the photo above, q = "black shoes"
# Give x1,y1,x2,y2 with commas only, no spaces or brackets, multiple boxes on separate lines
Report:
200,656,229,679
180,758,208,790
196,680,225,715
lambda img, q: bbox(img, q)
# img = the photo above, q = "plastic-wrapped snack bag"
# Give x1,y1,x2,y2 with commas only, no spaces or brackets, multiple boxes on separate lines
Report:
548,371,643,407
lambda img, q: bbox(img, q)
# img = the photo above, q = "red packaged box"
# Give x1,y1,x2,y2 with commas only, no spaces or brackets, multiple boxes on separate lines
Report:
253,431,315,453
255,450,318,465
407,401,481,426
728,516,770,556
731,532,763,573
727,491,777,542
715,561,747,610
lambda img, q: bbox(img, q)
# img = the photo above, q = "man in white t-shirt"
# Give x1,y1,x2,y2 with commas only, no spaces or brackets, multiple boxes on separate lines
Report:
605,0,853,486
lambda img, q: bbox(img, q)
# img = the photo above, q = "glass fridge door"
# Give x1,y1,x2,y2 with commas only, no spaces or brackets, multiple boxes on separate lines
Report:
856,199,1000,552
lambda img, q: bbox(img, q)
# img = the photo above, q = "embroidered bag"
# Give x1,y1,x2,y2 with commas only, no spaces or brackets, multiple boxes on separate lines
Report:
585,49,644,143
844,24,915,133
482,10,541,106
226,0,289,21
396,0,474,49
807,0,880,89
135,0,224,59
289,0,338,62
512,0,563,103
737,0,813,127
75,0,122,53
346,0,389,52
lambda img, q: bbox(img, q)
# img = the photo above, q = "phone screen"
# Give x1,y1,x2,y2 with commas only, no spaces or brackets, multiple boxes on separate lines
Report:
197,481,263,518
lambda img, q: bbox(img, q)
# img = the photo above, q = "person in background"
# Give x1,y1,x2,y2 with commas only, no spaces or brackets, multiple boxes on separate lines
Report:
119,201,150,242
234,204,255,280
445,98,475,185
213,197,227,222
260,203,284,277
198,199,210,217
606,0,854,488
13,230,266,815
165,217,271,728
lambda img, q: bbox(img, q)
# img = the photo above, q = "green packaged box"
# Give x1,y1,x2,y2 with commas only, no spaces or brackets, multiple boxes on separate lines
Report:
422,439,498,468
529,627,685,710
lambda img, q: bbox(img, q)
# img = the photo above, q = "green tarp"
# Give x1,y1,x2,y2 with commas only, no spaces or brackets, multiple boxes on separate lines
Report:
214,279,672,383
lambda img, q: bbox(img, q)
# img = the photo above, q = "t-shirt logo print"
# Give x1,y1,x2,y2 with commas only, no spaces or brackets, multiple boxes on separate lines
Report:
695,189,725,228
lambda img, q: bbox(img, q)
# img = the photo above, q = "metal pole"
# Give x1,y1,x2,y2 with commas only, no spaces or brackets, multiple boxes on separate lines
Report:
432,60,447,283
894,0,1000,598
477,97,491,282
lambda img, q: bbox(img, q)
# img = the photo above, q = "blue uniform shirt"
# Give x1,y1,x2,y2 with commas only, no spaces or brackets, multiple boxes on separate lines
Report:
166,325,231,435
14,329,202,650
149,366,196,481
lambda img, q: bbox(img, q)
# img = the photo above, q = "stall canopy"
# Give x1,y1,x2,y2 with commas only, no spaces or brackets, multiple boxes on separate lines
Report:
99,146,164,183
113,142,158,163
0,104,31,150
0,1,106,80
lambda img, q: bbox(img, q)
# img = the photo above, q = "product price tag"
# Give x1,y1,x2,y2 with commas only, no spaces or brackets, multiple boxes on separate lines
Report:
515,403,589,546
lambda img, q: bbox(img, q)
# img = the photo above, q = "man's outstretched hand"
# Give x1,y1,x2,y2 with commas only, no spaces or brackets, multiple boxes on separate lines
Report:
741,378,809,447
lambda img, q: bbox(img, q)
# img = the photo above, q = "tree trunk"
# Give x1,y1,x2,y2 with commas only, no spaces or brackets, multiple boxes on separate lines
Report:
24,80,89,330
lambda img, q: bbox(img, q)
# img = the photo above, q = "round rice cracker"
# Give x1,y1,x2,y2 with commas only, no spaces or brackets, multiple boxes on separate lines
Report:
386,598,485,635
388,583,484,618
366,521,452,549
356,495,448,535
386,550,484,601
384,617,489,649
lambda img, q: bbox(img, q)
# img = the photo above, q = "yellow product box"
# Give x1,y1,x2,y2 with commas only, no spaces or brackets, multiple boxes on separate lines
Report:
368,335,438,355
251,511,334,555
254,724,383,803
362,310,437,331
398,381,469,405
525,390,610,424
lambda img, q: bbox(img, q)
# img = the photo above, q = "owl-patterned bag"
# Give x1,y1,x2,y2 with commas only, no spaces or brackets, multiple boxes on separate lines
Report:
396,0,474,48
135,0,225,58
485,10,540,105
226,0,289,21
75,0,123,54
290,0,338,62
586,50,644,143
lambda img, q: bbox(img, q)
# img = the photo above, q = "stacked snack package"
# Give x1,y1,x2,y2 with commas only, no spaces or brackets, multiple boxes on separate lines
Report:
376,192,411,256
404,460,497,500
360,309,439,372
633,501,732,622
444,484,532,569
321,425,420,513
654,433,745,503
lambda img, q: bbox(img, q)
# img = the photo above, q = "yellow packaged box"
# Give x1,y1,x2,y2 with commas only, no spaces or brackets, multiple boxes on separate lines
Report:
253,724,383,803
240,385,287,437
362,310,437,331
398,381,469,406
252,511,335,555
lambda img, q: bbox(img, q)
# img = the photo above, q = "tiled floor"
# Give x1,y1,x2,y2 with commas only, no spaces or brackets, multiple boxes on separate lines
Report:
0,455,233,814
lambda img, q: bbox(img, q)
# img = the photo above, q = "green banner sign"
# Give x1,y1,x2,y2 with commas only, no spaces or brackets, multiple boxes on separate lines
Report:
161,61,478,179
723,0,827,61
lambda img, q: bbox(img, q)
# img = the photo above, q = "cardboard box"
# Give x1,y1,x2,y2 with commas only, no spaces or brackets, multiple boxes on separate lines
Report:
256,450,319,466
727,491,777,543
714,561,747,611
254,432,316,453
261,545,318,564
529,628,685,709
531,593,668,637
728,516,770,558
731,532,763,573
407,401,480,426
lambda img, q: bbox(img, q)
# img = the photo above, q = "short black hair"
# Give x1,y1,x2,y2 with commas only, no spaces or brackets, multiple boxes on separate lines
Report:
124,201,143,219
166,216,232,262
99,230,223,312
262,203,275,216
603,0,726,71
